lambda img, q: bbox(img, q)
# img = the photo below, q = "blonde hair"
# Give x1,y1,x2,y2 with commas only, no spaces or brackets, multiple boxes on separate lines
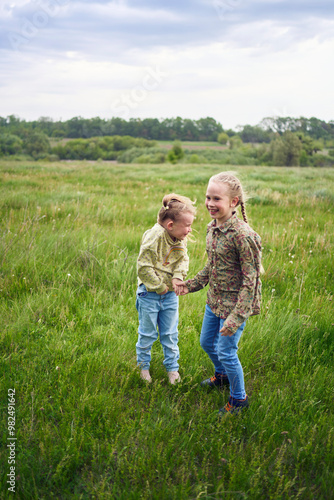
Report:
157,193,196,224
209,171,249,224
210,172,265,274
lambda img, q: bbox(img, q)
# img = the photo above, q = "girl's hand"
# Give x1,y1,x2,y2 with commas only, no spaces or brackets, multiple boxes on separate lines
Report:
158,286,169,295
220,326,234,337
177,285,189,296
172,278,183,290
172,279,189,296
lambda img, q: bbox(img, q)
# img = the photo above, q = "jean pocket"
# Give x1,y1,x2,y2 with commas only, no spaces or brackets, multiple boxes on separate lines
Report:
137,284,148,298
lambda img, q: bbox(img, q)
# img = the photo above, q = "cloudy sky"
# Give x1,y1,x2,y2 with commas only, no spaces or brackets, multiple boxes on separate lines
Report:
1,0,333,129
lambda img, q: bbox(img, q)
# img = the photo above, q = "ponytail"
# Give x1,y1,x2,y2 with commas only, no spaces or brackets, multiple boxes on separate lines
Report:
157,193,196,224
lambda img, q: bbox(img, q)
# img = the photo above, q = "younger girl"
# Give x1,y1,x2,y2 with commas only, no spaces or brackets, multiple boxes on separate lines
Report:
136,193,196,384
176,172,262,414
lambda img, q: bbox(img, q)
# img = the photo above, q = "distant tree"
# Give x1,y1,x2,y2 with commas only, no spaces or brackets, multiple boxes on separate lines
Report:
256,143,272,164
224,129,237,137
140,118,161,139
67,117,87,138
167,141,184,163
24,132,50,158
34,116,55,136
272,131,302,166
217,132,229,145
259,116,334,143
0,134,23,155
240,125,272,143
296,132,323,155
196,117,223,141
229,135,243,150
260,116,299,134
183,119,199,141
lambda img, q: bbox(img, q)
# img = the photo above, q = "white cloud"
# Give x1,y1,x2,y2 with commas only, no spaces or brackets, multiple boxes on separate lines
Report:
0,0,333,128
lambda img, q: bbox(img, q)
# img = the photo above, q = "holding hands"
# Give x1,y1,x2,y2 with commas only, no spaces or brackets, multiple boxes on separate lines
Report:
172,279,189,296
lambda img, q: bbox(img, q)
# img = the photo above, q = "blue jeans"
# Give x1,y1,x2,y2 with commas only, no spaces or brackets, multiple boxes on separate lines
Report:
200,304,246,400
136,284,180,372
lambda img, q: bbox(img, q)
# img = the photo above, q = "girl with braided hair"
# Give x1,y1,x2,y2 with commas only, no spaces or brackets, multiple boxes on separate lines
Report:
175,172,262,415
136,193,196,384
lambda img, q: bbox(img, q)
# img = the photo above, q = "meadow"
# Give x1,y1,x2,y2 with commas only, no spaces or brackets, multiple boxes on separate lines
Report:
0,160,333,499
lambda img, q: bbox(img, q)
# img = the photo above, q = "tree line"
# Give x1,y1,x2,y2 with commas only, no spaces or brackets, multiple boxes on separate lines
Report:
0,114,333,166
1,114,334,142
0,116,223,142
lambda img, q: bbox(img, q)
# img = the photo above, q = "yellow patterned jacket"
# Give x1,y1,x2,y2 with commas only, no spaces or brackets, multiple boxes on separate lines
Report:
185,213,262,333
137,223,189,294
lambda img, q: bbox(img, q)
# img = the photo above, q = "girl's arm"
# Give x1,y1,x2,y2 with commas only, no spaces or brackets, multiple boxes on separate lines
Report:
171,247,189,283
185,260,210,293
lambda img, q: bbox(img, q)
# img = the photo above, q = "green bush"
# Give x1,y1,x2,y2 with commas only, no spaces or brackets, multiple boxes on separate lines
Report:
51,136,156,161
167,141,184,163
217,132,229,145
0,133,23,155
23,131,50,159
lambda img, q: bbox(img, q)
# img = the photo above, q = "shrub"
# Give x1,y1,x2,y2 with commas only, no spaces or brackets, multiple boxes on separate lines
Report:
0,133,23,155
167,141,184,163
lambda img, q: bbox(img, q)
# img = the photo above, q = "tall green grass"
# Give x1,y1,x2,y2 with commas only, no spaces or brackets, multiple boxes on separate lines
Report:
1,161,333,499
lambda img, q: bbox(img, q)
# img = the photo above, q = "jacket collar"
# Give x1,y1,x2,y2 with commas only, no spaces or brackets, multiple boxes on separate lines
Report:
156,222,182,245
208,212,238,233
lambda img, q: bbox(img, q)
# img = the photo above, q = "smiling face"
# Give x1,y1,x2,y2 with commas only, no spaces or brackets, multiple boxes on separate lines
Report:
165,212,194,240
205,181,239,225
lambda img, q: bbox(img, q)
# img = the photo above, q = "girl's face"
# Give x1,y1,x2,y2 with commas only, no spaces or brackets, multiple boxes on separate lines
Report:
205,181,238,225
166,212,194,241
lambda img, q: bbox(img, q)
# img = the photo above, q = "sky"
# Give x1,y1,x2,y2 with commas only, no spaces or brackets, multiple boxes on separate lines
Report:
1,0,334,130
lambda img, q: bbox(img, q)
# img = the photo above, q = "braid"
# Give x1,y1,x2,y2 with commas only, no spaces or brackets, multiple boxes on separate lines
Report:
240,202,248,224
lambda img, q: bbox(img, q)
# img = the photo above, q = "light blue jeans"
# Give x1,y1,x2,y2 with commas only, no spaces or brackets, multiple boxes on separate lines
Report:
200,304,246,400
136,284,180,372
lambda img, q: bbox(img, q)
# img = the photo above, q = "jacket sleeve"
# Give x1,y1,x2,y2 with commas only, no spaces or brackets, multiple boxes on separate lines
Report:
172,244,189,281
185,260,210,293
224,235,261,333
137,235,166,294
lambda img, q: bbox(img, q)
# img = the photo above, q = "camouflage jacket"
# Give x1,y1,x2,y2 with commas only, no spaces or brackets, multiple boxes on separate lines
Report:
185,213,262,334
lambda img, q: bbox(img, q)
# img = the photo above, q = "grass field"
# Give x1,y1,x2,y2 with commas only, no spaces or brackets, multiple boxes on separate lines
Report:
1,161,333,499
